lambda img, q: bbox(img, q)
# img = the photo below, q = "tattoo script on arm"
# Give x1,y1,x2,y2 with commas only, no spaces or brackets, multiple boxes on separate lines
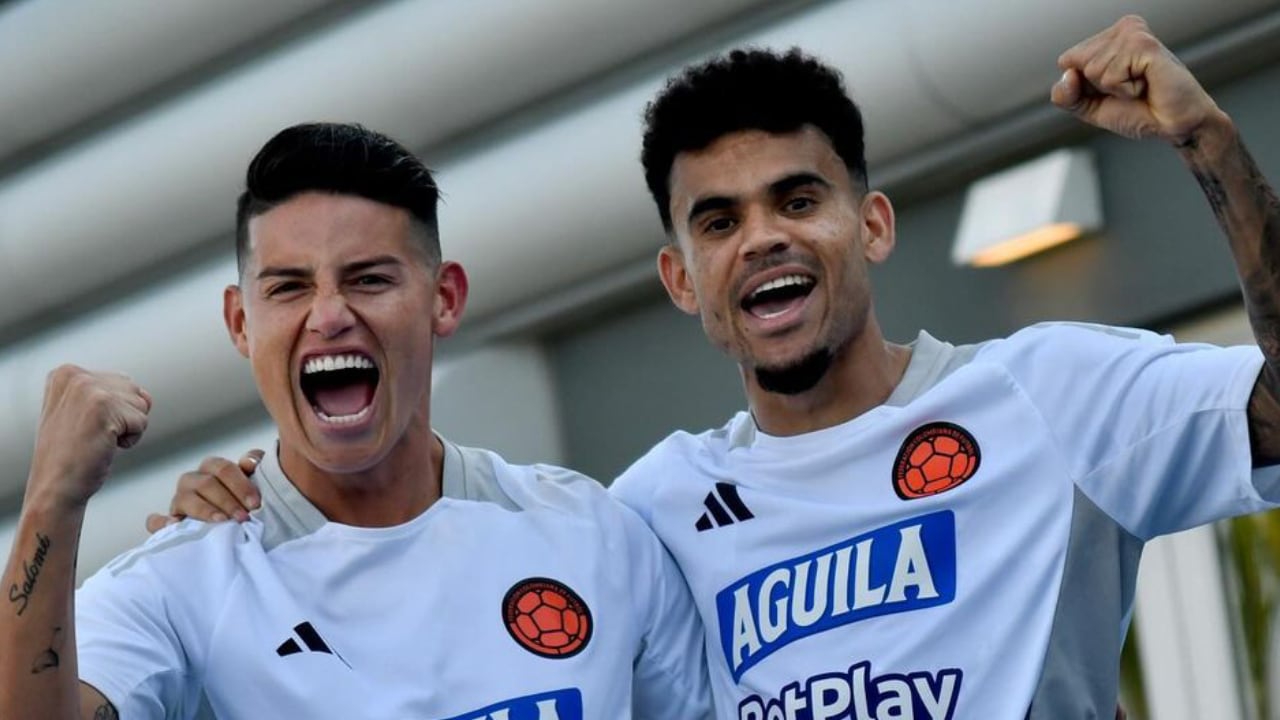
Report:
8,532,51,616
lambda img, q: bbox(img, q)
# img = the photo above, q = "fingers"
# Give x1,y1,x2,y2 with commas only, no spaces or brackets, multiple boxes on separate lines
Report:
1050,69,1083,110
1057,19,1116,73
1058,15,1148,71
115,403,150,450
238,449,265,476
167,449,263,526
200,454,261,514
83,371,152,450
171,471,239,522
1093,52,1147,101
172,454,260,522
144,513,181,534
1057,15,1154,99
1051,14,1188,140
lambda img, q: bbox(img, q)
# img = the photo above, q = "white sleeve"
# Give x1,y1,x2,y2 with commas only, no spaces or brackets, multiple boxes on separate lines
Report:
609,463,657,527
618,505,712,720
75,527,204,719
989,322,1280,540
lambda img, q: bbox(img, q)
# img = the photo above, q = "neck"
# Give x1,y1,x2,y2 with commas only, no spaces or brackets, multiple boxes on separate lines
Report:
745,318,912,437
278,412,443,527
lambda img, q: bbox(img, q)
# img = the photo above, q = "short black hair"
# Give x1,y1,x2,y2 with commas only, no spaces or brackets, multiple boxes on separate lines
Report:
235,122,440,274
641,48,868,233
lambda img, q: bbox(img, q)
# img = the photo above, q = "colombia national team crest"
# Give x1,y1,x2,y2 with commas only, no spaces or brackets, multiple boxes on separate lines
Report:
892,421,981,500
502,577,593,659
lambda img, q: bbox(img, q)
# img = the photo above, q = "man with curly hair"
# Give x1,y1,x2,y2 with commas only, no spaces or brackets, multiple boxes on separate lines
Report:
613,15,1280,718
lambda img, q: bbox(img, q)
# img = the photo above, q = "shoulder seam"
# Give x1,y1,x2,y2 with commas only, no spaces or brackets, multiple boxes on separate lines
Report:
107,523,221,577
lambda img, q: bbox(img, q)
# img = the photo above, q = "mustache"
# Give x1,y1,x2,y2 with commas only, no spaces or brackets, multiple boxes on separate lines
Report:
732,253,819,299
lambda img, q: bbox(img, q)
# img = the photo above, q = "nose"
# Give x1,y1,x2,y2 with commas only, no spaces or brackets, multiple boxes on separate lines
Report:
739,208,791,262
305,291,356,339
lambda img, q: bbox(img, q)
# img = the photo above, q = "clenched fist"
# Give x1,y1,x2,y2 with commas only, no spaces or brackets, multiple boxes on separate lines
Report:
1052,15,1227,145
26,365,152,511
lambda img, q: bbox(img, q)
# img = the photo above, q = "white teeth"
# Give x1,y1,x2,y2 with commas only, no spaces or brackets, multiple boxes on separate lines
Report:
302,353,376,375
315,405,372,425
750,274,813,299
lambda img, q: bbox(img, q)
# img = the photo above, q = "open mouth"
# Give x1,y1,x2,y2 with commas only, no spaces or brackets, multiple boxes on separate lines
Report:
740,274,816,319
300,353,380,425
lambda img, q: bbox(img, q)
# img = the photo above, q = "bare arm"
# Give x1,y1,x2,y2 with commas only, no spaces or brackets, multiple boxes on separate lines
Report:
1177,118,1280,463
0,503,117,718
1053,15,1280,464
0,366,150,719
1,501,86,718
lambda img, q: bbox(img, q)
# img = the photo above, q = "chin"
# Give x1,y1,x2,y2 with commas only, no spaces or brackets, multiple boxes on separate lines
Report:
288,426,388,474
312,447,386,475
753,347,835,395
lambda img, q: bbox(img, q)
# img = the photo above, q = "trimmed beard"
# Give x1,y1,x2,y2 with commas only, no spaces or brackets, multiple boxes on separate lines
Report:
754,347,834,395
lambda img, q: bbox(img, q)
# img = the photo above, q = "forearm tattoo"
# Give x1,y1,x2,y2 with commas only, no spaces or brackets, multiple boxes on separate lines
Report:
1215,139,1280,363
8,532,51,617
1190,132,1280,461
30,625,63,674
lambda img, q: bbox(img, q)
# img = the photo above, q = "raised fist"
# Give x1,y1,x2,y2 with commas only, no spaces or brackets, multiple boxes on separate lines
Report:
1052,15,1224,145
27,365,152,510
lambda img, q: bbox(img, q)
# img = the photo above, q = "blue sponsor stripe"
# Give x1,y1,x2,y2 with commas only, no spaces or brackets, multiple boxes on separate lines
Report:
439,688,583,720
716,510,957,681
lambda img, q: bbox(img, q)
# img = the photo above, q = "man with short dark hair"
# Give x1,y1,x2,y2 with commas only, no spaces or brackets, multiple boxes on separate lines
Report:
614,16,1280,718
0,123,711,719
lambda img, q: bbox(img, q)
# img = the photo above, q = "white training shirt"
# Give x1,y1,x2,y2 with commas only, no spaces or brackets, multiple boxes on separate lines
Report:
611,322,1280,719
76,439,710,719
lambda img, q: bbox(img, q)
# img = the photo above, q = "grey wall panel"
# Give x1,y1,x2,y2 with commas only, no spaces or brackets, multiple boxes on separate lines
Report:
551,298,743,483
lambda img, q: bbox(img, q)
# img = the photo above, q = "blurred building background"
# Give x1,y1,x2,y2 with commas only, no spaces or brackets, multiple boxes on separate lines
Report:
2,0,1279,716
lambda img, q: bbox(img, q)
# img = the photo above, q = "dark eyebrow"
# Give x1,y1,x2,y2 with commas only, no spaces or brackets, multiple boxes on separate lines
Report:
343,255,403,275
685,172,832,228
256,266,310,282
255,256,403,282
769,172,831,197
687,195,737,227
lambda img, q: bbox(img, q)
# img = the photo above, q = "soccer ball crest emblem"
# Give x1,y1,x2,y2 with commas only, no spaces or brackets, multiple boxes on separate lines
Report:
893,422,981,500
502,577,593,658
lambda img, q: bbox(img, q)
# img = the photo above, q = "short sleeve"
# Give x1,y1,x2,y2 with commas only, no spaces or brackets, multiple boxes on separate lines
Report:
618,506,712,720
76,525,205,719
609,464,656,527
985,322,1280,540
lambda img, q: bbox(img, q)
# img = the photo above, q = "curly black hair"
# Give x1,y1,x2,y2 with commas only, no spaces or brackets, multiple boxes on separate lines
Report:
235,122,440,275
641,48,868,233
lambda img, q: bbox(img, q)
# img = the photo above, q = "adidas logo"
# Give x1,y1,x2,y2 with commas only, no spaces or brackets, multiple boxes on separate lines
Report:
276,621,350,668
695,482,754,532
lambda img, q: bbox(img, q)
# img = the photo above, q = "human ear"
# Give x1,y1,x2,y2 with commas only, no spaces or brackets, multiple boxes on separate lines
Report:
657,243,700,315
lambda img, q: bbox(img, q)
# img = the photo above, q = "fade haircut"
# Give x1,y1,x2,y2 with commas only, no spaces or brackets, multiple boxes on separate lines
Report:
641,48,869,233
235,122,441,275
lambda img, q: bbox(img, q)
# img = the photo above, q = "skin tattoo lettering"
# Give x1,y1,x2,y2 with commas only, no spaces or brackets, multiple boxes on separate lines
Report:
8,533,51,617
